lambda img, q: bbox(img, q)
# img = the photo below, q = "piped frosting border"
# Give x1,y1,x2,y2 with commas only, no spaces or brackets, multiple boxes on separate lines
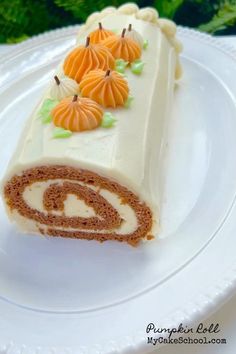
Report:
77,3,183,79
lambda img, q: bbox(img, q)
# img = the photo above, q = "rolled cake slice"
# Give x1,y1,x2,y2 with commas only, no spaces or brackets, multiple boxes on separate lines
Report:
1,4,182,246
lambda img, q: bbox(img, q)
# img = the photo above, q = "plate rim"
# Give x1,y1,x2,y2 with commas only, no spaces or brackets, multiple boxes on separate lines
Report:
0,25,236,354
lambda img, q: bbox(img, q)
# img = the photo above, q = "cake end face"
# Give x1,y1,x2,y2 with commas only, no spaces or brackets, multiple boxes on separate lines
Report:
3,165,154,246
1,3,182,245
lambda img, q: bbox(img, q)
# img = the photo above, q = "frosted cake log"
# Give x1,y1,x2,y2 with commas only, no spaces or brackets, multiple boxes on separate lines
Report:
1,3,182,246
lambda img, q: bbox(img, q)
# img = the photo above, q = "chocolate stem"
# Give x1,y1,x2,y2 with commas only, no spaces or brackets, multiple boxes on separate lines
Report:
121,28,126,38
85,37,90,47
105,69,111,77
54,75,60,85
72,94,78,102
98,22,102,30
128,24,132,31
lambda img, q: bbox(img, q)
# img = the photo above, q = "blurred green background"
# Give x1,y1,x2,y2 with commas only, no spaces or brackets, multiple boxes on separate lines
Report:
1,0,236,43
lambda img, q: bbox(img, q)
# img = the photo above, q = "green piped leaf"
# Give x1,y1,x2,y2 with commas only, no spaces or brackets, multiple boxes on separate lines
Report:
53,127,72,139
101,112,116,128
116,59,129,66
124,95,134,108
39,98,59,124
116,65,126,74
131,59,145,75
41,114,52,124
118,72,127,78
115,59,128,74
143,39,149,49
39,98,58,115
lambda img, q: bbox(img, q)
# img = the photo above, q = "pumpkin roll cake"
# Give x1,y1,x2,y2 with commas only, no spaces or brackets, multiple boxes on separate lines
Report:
1,3,182,246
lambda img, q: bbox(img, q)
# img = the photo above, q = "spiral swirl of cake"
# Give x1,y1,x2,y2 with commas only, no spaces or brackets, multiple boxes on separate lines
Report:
101,29,141,63
2,3,183,248
80,69,129,108
63,37,115,83
4,166,153,246
89,22,114,44
52,95,103,132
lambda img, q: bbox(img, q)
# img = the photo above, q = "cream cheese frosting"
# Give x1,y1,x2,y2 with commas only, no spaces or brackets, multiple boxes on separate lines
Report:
77,3,182,79
1,4,181,244
50,76,79,100
22,180,138,235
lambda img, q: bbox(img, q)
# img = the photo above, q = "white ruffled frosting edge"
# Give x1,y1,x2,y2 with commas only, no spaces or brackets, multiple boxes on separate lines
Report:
77,2,183,79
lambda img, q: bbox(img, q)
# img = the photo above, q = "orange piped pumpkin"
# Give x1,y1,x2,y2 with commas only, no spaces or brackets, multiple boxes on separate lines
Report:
80,69,129,108
89,22,114,44
101,28,141,63
52,95,103,132
63,37,115,83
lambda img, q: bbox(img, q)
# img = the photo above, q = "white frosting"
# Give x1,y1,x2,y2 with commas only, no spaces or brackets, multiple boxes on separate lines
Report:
101,6,116,15
23,180,96,217
64,195,96,218
50,76,79,100
136,7,159,23
126,27,144,47
17,179,138,235
175,57,183,80
117,3,139,15
77,4,182,78
158,19,177,37
168,37,183,54
85,12,101,26
2,11,178,236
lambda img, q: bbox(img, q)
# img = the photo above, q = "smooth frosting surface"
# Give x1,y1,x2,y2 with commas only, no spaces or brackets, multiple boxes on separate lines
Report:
2,10,178,223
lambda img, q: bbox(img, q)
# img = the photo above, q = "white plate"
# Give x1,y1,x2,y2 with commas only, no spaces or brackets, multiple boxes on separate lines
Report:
0,26,236,354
